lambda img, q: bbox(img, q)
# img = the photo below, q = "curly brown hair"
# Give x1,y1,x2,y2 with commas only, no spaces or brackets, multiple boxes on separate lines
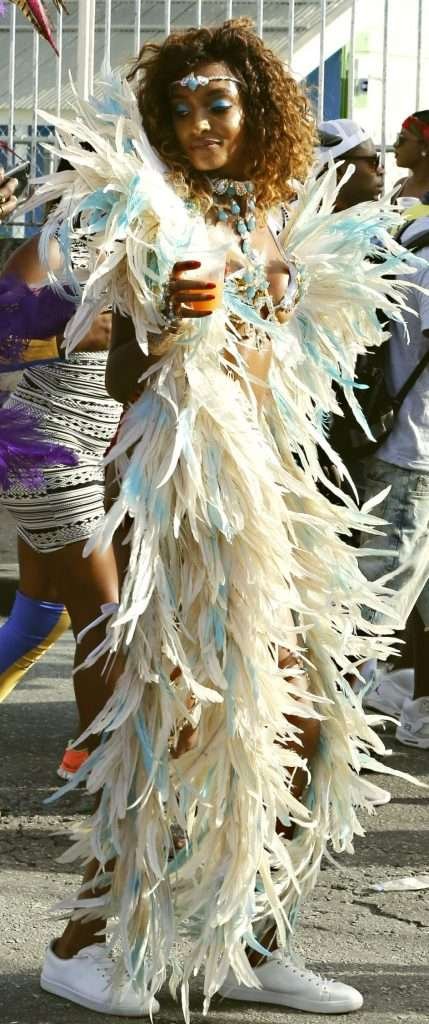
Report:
128,18,315,213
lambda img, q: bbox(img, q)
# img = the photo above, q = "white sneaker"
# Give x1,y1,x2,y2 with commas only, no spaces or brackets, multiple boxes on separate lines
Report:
220,950,363,1013
363,668,414,716
41,942,159,1016
396,697,429,749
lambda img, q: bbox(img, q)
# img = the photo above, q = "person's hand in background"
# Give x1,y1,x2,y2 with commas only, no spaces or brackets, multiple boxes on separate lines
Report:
0,170,18,222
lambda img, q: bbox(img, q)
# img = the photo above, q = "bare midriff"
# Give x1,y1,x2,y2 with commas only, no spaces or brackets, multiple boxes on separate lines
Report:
223,334,273,409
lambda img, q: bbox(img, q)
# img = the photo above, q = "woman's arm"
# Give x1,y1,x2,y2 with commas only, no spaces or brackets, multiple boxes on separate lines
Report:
105,312,172,404
4,234,63,284
106,261,216,404
0,235,76,346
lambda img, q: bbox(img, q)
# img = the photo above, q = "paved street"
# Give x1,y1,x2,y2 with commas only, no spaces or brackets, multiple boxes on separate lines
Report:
0,516,428,1024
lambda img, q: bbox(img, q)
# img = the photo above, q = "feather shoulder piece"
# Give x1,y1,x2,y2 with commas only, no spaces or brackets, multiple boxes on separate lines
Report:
23,68,210,354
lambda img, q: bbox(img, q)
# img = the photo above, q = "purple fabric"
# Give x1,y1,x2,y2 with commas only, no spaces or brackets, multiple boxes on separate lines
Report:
0,333,30,363
0,404,77,490
0,274,77,347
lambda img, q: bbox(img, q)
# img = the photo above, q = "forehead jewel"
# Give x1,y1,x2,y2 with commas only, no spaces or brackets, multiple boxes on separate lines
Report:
170,72,241,92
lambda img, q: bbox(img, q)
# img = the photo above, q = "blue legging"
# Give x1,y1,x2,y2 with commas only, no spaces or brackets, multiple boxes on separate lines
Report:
0,590,70,701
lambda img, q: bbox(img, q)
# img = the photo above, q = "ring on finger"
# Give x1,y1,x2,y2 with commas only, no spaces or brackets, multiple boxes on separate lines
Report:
167,295,178,320
161,289,181,329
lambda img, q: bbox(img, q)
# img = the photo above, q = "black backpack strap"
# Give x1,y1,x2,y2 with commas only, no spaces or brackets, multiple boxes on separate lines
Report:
389,221,429,407
405,230,429,252
394,346,429,407
395,220,429,251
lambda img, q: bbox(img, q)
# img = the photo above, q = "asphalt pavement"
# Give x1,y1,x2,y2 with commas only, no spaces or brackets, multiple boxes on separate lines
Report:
0,512,428,1024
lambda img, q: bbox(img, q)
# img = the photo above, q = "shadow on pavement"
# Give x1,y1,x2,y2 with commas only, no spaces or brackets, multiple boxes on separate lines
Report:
1,963,428,1022
343,828,429,868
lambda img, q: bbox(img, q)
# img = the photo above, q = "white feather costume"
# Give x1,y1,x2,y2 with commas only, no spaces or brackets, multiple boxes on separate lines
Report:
30,71,423,1016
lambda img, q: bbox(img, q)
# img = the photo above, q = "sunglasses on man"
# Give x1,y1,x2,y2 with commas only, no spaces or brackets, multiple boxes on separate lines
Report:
344,153,382,171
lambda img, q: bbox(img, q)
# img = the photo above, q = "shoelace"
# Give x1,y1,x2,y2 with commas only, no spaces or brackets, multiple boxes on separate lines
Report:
274,955,332,991
95,965,111,980
90,954,138,994
81,951,112,981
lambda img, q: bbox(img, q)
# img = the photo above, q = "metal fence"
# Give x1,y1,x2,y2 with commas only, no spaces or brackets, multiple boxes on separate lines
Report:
0,0,427,234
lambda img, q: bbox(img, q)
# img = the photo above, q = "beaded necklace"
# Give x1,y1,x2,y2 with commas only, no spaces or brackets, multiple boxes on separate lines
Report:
209,177,257,255
208,177,271,310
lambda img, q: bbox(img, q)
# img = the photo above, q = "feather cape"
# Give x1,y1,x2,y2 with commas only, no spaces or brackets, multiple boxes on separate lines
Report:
30,70,424,1017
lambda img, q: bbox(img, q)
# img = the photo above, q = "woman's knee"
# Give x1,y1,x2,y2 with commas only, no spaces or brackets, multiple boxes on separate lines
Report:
49,542,118,599
45,545,118,637
17,537,59,601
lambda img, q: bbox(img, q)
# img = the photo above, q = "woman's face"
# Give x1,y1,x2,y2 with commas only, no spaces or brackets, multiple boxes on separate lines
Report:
169,61,249,178
394,127,424,169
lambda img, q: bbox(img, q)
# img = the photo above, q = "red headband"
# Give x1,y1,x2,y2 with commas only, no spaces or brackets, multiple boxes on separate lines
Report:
402,115,429,143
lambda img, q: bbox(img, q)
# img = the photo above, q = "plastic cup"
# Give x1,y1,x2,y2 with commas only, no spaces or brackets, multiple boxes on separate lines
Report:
181,244,227,313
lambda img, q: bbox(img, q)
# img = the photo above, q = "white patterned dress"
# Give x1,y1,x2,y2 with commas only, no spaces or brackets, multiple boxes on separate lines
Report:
1,351,122,551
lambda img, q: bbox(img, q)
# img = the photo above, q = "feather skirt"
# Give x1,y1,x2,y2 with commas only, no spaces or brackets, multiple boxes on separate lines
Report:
54,315,416,1018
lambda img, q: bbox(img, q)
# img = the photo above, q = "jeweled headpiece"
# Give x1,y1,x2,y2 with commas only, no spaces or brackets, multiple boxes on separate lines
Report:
170,72,241,92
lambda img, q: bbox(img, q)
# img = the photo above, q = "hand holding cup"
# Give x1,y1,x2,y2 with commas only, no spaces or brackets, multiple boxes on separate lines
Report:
167,260,217,320
166,243,228,323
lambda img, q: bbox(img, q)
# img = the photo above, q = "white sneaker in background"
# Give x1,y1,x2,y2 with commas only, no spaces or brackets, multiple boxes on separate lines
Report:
220,950,363,1013
363,668,414,716
396,697,429,749
41,942,159,1016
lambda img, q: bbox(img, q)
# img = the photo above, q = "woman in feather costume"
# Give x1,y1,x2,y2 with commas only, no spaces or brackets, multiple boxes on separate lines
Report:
32,18,421,1019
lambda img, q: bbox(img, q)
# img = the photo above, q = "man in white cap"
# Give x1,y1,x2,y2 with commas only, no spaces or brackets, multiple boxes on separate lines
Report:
317,117,384,207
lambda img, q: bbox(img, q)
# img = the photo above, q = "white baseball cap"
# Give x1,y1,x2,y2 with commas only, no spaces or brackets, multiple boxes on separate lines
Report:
316,118,372,169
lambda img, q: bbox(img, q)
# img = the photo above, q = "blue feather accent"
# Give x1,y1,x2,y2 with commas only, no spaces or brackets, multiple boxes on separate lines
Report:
134,709,155,779
244,932,273,958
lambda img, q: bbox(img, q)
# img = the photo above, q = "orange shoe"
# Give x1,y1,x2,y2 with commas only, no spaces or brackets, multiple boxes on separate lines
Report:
57,741,89,780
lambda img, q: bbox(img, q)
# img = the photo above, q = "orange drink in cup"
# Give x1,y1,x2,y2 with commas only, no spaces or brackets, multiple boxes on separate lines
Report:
182,244,228,313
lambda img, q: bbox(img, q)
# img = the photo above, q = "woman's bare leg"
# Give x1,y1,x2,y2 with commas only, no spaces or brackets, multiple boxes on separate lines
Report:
0,538,71,703
43,538,119,742
53,857,111,957
48,538,120,957
17,536,61,602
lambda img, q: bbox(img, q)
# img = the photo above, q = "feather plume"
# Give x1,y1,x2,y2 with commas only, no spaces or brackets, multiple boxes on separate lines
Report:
0,403,76,488
9,1,68,54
